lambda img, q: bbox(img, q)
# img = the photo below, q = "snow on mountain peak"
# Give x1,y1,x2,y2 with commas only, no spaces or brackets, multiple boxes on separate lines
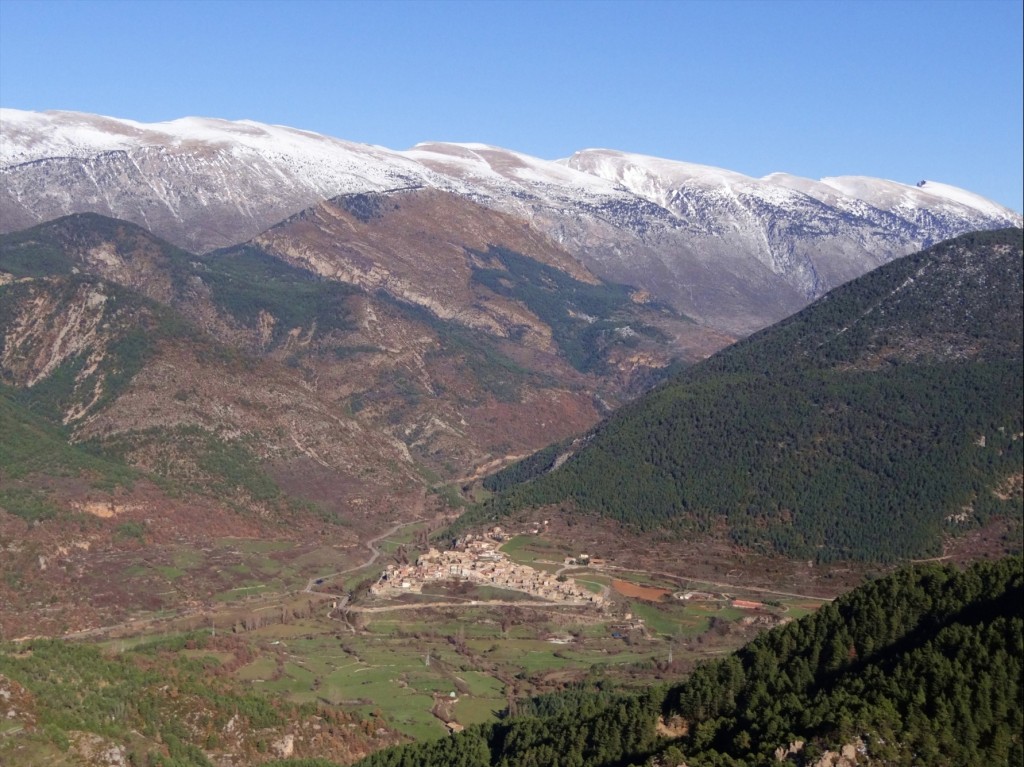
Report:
565,149,822,216
402,141,619,196
568,148,756,188
911,179,1019,221
3,108,392,168
2,107,1020,336
561,148,1021,226
817,175,1021,225
3,108,1017,227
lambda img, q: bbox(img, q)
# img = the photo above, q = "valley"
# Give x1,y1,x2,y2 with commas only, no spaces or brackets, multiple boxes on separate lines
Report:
6,510,844,756
0,109,1021,766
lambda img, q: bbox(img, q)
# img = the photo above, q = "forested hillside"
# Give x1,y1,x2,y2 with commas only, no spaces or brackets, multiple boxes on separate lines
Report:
346,555,1023,767
480,229,1024,562
663,555,1023,765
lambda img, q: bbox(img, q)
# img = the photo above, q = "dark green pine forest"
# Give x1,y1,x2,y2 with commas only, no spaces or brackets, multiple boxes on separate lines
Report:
479,229,1024,562
343,555,1023,767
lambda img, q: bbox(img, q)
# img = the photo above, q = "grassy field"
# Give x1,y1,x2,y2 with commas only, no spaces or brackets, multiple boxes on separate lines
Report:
214,585,268,602
576,579,605,594
499,535,569,568
212,599,683,739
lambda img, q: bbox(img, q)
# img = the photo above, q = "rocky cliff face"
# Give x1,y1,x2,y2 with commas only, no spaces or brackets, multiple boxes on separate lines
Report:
3,109,1019,334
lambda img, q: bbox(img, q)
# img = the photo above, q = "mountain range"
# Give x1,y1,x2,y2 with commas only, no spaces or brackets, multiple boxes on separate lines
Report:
1,108,1022,631
3,109,1020,335
2,108,1022,767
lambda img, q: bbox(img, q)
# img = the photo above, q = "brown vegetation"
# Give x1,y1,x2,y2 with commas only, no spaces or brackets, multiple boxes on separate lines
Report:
612,579,672,602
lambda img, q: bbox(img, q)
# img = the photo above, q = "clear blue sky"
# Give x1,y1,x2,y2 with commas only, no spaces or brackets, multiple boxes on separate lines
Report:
1,0,1021,212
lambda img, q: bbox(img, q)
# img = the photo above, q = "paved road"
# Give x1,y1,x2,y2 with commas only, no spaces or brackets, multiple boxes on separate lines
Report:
347,598,593,614
598,563,833,602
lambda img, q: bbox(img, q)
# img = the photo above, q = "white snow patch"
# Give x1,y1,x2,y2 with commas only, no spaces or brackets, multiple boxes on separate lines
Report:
2,107,1018,239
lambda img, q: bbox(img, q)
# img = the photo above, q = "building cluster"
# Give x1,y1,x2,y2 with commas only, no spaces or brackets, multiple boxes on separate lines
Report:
370,539,604,605
675,590,718,601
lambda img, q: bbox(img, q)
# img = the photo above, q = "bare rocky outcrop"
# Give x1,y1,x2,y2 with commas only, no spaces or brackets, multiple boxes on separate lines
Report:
775,738,867,766
0,674,37,731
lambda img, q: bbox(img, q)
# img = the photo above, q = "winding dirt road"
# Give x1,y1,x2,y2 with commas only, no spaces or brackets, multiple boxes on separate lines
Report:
304,517,425,595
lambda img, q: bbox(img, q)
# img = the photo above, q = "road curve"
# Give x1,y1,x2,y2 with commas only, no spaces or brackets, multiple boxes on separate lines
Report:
304,518,424,595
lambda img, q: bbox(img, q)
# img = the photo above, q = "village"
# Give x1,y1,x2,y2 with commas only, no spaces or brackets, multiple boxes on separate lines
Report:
369,533,605,606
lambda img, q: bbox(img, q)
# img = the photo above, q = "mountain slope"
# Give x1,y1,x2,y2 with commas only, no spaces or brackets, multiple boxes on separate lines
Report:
562,149,1021,330
661,555,1024,765
480,229,1024,562
0,204,725,538
0,635,403,765
3,108,1019,334
227,190,723,478
0,207,690,443
0,220,426,634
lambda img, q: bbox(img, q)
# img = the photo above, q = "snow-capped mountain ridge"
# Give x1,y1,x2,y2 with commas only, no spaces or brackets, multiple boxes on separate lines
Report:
2,108,1019,334
3,109,1016,224
564,147,1020,226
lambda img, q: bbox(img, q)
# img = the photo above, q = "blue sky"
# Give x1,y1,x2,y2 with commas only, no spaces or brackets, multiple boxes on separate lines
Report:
1,0,1021,212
